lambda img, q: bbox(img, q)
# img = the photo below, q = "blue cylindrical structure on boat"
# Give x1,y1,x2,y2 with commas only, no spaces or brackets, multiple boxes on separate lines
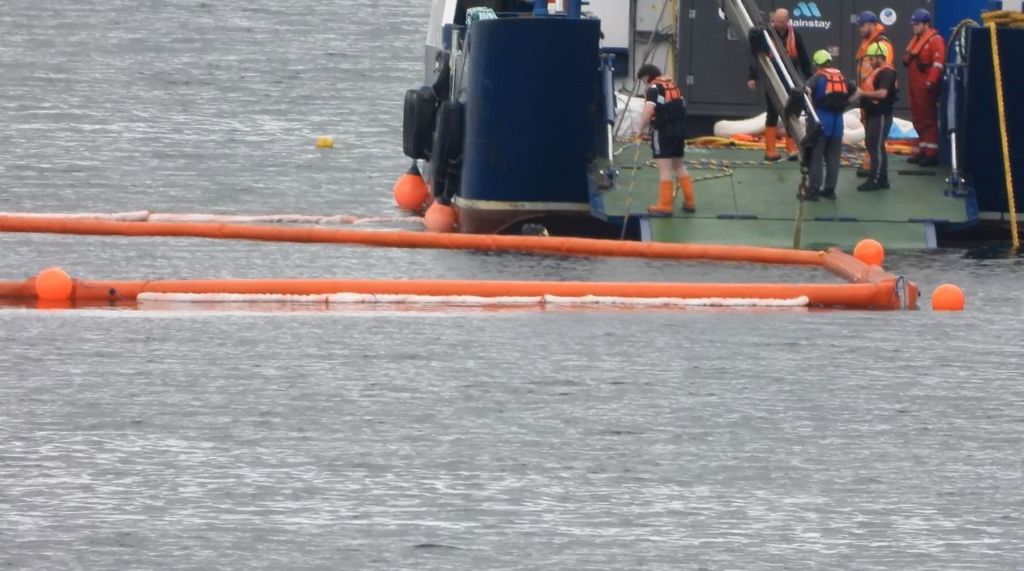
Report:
963,27,1024,214
460,17,600,206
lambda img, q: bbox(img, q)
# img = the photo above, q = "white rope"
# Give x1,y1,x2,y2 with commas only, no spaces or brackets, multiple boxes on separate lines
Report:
138,292,810,308
0,211,424,226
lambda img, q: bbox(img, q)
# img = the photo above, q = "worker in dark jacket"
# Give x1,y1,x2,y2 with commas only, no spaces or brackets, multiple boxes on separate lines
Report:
747,8,813,161
854,11,895,176
853,43,899,192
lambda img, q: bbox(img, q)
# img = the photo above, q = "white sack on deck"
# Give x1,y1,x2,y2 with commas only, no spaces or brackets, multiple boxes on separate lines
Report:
713,109,917,146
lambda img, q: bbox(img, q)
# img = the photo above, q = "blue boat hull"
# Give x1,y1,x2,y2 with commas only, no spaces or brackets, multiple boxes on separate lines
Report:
455,16,604,234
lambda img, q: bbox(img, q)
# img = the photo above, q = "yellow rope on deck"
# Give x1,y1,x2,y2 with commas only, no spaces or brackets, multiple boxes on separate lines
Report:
988,23,1020,248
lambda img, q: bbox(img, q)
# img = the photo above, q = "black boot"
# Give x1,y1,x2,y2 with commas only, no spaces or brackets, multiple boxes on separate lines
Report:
918,156,938,167
819,188,837,200
857,180,883,192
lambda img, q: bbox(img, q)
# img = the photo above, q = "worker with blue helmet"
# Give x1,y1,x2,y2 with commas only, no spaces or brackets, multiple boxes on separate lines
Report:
854,10,894,178
903,8,946,167
911,8,932,24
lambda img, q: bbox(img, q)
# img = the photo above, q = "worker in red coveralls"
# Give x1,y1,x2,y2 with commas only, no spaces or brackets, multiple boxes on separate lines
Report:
903,8,946,167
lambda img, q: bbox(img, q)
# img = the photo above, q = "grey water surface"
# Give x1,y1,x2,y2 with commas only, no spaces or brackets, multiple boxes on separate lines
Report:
2,1,1023,569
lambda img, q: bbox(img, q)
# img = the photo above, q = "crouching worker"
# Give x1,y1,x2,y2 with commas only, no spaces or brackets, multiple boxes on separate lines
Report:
804,50,851,201
635,64,695,215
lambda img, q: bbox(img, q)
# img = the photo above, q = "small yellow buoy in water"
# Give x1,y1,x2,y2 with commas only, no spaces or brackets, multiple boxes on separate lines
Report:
853,238,885,266
424,201,457,233
393,164,430,212
35,267,74,301
315,136,334,149
931,284,965,311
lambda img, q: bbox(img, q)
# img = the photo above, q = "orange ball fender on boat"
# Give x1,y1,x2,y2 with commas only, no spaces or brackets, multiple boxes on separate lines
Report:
424,202,457,233
393,164,430,212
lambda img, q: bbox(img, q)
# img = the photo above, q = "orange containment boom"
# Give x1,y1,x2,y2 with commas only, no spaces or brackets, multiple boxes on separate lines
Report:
0,215,826,266
0,266,918,312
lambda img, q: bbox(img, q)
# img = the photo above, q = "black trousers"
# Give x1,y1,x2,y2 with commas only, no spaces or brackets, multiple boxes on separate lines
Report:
865,113,894,184
810,136,842,192
764,93,780,128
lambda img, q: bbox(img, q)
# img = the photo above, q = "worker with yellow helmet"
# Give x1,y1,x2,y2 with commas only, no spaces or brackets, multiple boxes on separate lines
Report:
804,49,852,200
852,42,900,192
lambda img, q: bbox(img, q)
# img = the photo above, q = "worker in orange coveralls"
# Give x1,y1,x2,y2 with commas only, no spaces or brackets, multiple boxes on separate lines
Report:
903,8,946,167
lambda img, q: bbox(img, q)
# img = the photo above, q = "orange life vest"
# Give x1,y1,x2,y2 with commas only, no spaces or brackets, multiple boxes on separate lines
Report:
816,68,848,96
649,76,685,131
781,23,798,59
903,29,940,69
856,25,893,82
860,63,898,108
813,67,849,112
650,76,682,104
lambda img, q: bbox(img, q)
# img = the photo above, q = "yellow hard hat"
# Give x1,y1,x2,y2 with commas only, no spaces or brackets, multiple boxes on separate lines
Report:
866,42,888,58
813,50,832,66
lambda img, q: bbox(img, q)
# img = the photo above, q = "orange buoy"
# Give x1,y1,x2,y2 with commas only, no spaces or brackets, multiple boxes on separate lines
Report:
423,201,457,233
35,267,74,301
853,239,885,266
931,284,965,311
393,164,430,212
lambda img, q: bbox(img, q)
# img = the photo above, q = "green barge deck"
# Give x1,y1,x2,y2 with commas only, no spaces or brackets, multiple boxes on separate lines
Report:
596,145,973,250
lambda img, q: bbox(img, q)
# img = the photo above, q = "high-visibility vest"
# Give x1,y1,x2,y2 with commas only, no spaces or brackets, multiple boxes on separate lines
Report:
861,64,898,109
856,25,893,82
650,76,682,104
649,76,685,130
813,67,849,112
816,68,848,96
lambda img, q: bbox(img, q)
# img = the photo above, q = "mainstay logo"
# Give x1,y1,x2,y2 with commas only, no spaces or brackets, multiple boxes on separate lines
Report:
793,2,822,18
791,2,832,30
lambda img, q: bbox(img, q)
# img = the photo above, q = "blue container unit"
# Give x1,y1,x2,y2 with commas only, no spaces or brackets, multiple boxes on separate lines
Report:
455,16,605,234
962,27,1024,216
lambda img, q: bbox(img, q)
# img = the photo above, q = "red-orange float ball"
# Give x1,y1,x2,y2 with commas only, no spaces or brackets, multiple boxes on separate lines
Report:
35,267,74,301
931,284,965,311
424,202,457,233
853,239,885,266
393,168,430,212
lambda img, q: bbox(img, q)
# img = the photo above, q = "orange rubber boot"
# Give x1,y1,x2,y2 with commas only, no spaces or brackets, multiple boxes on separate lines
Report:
679,176,696,213
647,180,674,215
785,136,797,156
764,127,781,162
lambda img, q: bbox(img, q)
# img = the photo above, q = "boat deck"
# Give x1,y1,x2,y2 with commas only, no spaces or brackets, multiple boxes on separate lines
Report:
596,145,972,249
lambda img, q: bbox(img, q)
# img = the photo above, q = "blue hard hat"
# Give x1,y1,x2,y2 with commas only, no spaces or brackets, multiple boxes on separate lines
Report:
857,11,879,26
911,9,932,24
